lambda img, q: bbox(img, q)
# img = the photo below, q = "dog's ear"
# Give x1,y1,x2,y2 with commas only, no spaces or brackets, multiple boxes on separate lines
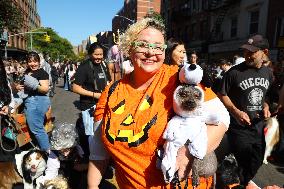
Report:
21,153,32,184
37,149,48,162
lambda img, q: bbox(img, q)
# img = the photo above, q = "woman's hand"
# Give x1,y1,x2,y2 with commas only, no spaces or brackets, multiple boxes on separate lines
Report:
0,106,9,115
175,145,193,181
14,83,24,92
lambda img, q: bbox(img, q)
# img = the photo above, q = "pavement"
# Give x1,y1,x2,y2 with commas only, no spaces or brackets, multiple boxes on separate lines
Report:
51,79,284,188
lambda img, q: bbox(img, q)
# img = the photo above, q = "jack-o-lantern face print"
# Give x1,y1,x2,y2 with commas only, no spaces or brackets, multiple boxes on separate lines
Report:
105,94,157,147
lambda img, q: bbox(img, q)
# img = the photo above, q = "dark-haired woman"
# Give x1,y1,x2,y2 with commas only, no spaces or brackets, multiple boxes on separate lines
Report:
72,42,111,156
0,58,21,162
0,59,11,115
16,52,51,152
165,38,187,66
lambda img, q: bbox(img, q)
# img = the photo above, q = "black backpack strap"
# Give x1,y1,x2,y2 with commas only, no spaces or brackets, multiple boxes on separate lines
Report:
107,80,120,101
177,64,183,85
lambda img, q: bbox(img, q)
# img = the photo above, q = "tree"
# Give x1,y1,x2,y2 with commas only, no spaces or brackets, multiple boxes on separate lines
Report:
0,0,23,34
145,11,165,26
30,27,75,61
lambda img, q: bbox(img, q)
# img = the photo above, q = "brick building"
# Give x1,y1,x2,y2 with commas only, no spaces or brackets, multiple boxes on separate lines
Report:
162,0,284,63
112,0,161,34
266,0,284,61
7,0,41,51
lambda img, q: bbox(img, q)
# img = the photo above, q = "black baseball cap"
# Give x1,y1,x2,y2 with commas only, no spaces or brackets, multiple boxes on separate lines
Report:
241,34,269,52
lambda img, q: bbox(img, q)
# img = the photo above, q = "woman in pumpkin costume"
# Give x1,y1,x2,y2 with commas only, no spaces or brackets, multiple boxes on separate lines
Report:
88,17,230,189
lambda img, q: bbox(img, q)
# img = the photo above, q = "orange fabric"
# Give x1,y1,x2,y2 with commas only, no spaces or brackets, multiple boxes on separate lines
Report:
95,64,216,189
198,84,217,102
179,176,213,189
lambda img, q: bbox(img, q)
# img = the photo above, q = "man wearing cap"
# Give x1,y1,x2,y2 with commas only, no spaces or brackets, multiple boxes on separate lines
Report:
218,34,273,187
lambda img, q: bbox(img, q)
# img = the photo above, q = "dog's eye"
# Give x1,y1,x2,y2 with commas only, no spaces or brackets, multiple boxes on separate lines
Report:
36,153,42,160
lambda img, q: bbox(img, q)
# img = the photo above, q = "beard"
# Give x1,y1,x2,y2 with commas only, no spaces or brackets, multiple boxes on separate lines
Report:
246,59,262,68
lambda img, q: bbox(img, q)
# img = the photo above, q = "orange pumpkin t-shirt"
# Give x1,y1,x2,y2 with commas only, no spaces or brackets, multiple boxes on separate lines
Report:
95,64,216,189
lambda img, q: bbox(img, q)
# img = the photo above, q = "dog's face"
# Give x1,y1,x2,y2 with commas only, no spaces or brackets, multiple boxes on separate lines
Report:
173,85,204,117
23,151,47,173
22,150,47,184
216,154,242,188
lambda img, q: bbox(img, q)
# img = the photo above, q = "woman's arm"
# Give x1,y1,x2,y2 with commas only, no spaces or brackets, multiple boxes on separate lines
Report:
38,79,49,94
176,96,229,180
88,159,108,189
175,122,227,180
72,83,101,99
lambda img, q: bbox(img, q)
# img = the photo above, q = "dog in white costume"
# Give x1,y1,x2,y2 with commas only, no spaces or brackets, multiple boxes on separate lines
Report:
161,64,220,186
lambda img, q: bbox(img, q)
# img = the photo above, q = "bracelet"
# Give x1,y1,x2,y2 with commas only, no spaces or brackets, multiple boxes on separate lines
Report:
92,92,95,99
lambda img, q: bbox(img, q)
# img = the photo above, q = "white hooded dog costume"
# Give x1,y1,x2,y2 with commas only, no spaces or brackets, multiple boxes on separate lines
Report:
161,64,220,184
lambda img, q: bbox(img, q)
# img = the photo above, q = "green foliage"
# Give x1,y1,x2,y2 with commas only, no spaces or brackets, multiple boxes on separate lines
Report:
29,27,75,61
76,51,87,62
0,0,23,34
145,12,165,26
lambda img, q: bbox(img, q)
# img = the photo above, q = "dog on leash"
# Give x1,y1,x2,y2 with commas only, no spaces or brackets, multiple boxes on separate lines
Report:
0,149,47,189
20,149,48,188
216,154,244,189
263,116,280,164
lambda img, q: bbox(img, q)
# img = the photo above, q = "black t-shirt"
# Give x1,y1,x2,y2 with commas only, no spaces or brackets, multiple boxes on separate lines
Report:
27,68,49,96
219,62,273,125
73,59,111,110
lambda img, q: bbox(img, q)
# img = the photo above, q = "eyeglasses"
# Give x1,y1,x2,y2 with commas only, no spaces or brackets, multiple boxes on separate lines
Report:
132,41,167,55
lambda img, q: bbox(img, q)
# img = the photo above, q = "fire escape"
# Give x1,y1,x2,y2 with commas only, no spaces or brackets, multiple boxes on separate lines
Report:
209,0,239,43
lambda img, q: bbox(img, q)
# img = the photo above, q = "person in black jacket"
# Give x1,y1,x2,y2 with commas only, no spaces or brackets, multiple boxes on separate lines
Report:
49,60,59,97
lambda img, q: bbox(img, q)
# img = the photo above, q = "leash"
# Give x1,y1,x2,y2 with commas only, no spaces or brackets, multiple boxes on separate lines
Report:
0,114,36,152
0,115,17,151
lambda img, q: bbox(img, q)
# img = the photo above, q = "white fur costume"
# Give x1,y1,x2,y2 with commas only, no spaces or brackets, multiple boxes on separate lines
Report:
161,64,221,183
15,150,47,189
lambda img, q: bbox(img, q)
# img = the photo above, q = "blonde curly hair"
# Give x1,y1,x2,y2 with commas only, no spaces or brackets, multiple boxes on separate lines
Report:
119,17,166,57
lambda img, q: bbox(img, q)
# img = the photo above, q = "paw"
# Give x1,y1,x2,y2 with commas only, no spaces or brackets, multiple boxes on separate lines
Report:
263,159,268,164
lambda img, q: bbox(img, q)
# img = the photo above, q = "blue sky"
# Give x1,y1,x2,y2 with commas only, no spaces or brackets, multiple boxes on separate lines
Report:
38,0,124,46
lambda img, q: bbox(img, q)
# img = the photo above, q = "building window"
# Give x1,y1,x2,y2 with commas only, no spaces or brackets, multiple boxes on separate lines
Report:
192,23,197,40
249,10,259,35
231,17,237,38
200,20,207,40
192,0,197,10
202,0,208,10
280,18,284,36
183,27,188,42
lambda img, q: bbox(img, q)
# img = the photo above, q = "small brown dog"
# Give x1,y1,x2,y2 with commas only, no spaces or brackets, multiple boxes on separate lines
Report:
0,162,23,189
42,176,69,189
0,149,47,189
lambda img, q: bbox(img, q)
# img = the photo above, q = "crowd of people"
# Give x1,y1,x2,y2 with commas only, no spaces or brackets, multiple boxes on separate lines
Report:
0,16,284,189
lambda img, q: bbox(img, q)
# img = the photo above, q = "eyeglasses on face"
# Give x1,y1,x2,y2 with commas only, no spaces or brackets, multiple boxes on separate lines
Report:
132,41,167,55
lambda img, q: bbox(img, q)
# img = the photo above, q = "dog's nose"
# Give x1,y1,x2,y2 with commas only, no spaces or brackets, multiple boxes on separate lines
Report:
31,165,36,169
